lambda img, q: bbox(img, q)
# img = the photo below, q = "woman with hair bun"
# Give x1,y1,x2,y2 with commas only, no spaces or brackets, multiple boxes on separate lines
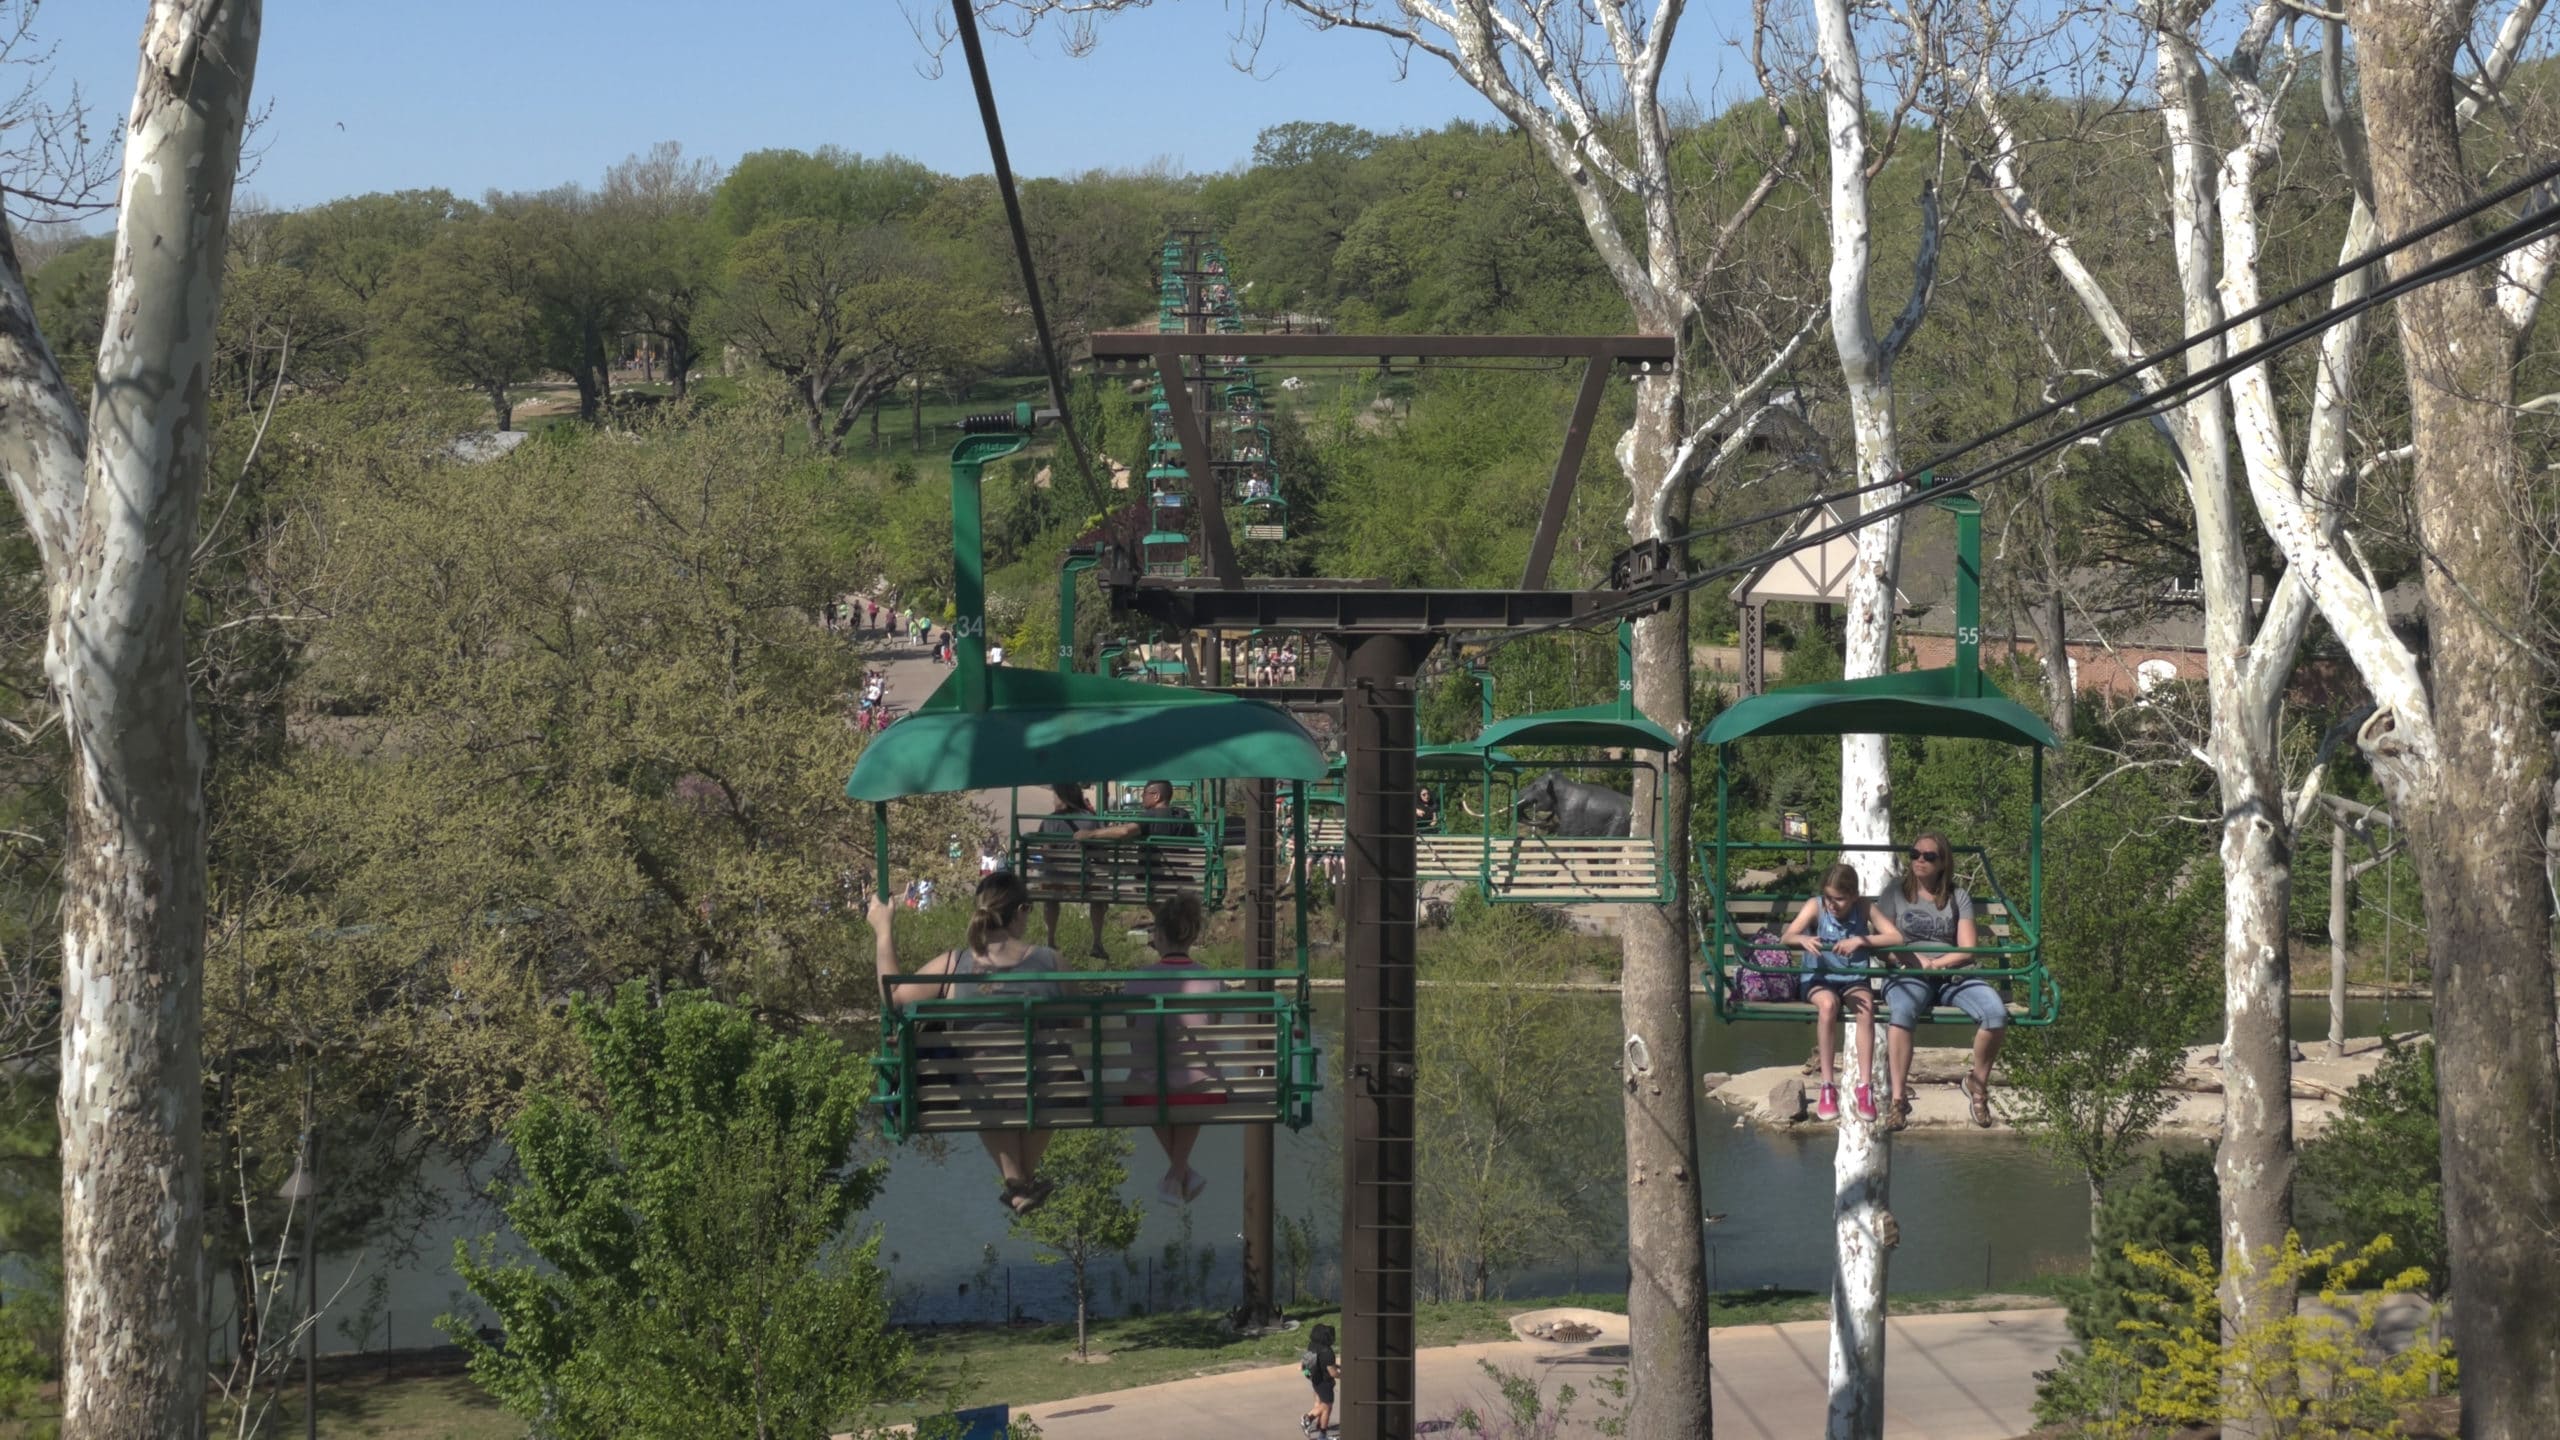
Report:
870,870,1065,1215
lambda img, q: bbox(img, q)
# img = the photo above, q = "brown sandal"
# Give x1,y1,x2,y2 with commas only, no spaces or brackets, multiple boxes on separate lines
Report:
1889,1095,1912,1132
1962,1074,1994,1128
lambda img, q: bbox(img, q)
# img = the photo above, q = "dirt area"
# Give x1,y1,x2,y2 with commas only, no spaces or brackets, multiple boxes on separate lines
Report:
1705,1031,2428,1138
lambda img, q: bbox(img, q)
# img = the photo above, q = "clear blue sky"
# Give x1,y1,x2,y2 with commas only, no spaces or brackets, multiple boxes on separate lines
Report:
26,1,1771,213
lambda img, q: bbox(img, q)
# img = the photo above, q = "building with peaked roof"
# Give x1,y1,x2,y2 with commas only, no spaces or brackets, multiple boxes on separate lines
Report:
1737,501,2415,705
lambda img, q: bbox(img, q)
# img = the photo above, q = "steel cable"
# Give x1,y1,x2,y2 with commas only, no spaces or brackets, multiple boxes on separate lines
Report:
949,0,1120,532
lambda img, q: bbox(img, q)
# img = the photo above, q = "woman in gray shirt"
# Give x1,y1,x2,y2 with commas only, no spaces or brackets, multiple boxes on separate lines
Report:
1875,830,2007,1129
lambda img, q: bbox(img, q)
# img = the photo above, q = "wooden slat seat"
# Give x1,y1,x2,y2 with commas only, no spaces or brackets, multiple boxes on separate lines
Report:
886,1002,1307,1133
1295,825,1664,900
1015,836,1211,905
1486,835,1663,900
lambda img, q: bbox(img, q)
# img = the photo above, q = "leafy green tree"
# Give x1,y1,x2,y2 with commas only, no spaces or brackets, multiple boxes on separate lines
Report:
0,1079,59,1402
217,204,368,410
233,405,967,1020
1999,764,2220,1222
448,983,908,1439
2073,1149,2221,1346
1222,122,1383,314
24,233,113,392
498,189,638,422
279,189,471,310
712,148,942,237
2035,1149,2220,1425
2301,1041,2443,1294
377,212,545,429
717,219,998,453
1011,1130,1144,1360
1412,901,1620,1300
602,143,728,400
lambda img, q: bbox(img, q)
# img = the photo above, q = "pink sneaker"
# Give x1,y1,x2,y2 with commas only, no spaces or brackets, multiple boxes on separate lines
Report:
1854,1084,1878,1121
1816,1083,1840,1120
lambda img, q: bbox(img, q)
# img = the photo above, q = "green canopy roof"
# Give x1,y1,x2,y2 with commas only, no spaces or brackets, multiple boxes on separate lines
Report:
1477,702,1678,753
1704,667,2058,749
1319,743,1510,780
846,667,1325,801
1421,742,1512,771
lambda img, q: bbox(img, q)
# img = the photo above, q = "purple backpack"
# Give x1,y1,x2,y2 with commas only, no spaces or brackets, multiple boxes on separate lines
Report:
1734,928,1801,1002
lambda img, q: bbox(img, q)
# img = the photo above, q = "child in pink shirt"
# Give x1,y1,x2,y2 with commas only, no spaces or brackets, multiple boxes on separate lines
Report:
1125,894,1225,1203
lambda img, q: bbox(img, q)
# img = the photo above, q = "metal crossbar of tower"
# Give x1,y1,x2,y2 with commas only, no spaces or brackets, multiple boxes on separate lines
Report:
1084,328,1675,1440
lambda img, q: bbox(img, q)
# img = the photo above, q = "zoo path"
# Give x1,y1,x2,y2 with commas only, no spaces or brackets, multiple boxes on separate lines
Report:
978,1307,2068,1439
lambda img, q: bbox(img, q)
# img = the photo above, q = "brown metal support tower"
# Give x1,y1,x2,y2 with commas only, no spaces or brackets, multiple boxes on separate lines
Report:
1241,777,1279,1329
1337,632,1433,1440
1087,325,1674,1439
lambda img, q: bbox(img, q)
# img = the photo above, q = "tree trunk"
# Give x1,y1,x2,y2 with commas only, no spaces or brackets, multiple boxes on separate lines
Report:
910,378,924,451
576,314,606,421
2329,819,2350,1059
489,386,513,432
804,376,833,455
1810,0,1927,1426
0,9,265,1438
668,329,693,401
1616,369,1711,1440
2030,586,2074,754
1828,1044,1892,1440
2212,774,2295,1419
2152,30,2300,1431
2354,6,2560,1425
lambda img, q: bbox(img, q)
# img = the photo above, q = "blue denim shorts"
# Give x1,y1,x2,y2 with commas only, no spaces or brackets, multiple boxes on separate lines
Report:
1884,974,2007,1030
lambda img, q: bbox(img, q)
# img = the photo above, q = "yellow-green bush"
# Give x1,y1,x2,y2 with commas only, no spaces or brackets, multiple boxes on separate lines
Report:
2057,1233,2452,1439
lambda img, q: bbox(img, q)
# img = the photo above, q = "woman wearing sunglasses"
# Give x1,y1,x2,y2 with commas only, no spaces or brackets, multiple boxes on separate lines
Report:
1875,829,2007,1129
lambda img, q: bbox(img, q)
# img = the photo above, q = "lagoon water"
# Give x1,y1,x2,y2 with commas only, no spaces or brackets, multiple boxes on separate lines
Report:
274,995,2426,1356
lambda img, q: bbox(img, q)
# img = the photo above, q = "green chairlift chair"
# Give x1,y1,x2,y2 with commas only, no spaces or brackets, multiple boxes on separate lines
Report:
1461,624,1677,904
851,406,1325,1139
1697,491,2060,1026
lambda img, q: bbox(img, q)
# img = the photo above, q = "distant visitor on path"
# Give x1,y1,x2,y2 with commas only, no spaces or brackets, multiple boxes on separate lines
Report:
1781,863,1903,1123
870,872,1064,1215
1876,829,2006,1129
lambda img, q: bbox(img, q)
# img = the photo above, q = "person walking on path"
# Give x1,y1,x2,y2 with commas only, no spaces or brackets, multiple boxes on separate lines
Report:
1299,1323,1339,1437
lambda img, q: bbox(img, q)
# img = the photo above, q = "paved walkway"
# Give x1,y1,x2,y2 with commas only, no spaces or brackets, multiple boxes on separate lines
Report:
990,1308,2067,1439
864,635,1056,834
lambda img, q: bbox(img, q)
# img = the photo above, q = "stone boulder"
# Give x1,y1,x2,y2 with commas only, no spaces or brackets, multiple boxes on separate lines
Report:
1762,1077,1806,1124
